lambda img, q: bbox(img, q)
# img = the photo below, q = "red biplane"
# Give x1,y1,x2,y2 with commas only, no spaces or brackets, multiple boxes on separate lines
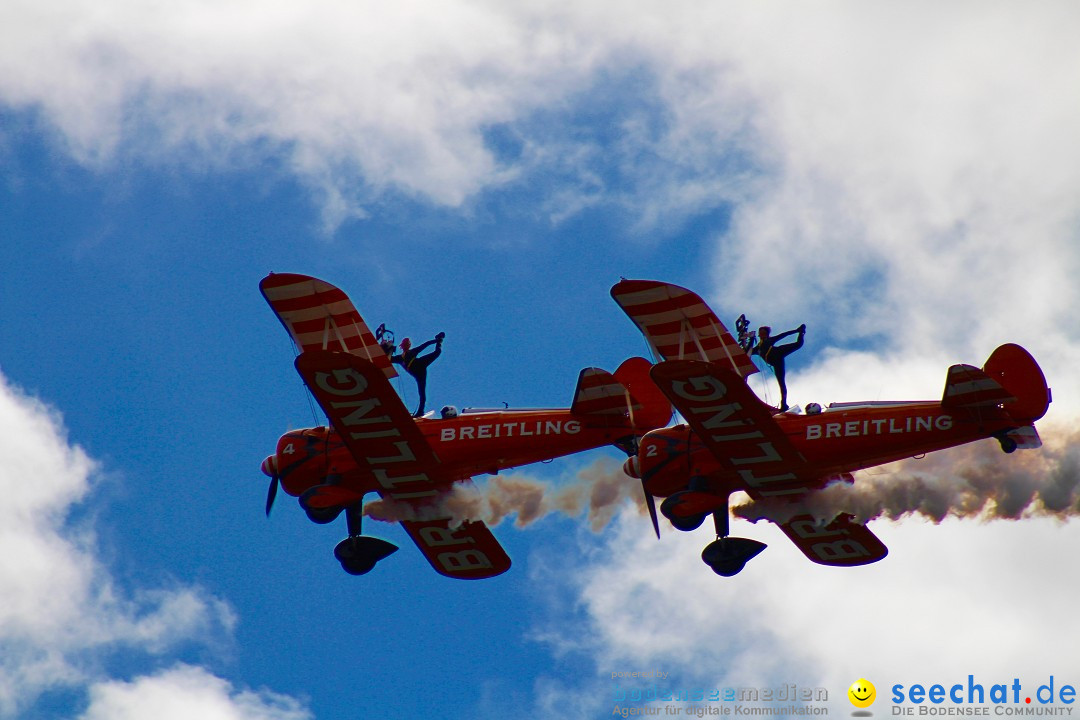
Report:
259,273,671,578
612,279,1052,577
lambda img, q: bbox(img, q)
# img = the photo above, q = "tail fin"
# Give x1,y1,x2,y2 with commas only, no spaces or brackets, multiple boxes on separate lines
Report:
613,357,673,431
982,343,1050,423
569,357,673,432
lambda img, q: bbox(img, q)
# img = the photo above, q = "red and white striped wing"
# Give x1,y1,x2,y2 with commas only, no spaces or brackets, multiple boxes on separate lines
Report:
260,273,397,380
611,279,758,379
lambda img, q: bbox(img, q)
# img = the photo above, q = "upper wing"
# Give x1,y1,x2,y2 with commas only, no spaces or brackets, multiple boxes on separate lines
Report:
262,272,397,380
649,359,887,566
294,349,511,579
611,279,758,379
649,359,808,497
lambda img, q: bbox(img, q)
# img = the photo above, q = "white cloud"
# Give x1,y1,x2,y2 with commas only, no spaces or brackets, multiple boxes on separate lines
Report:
688,4,1080,405
4,2,1080,716
5,1,1077,369
0,0,603,227
5,2,1079,269
533,505,1080,717
78,665,311,720
0,371,305,718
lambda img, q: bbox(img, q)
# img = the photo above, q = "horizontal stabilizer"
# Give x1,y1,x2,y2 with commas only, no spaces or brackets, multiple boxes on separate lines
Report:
942,364,1015,409
571,367,638,417
1006,425,1042,450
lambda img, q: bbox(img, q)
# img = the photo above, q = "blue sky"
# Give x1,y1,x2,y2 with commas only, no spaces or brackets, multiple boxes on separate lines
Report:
3,3,1080,719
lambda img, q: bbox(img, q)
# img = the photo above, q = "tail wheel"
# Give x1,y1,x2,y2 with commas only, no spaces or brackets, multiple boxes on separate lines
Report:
993,431,1018,454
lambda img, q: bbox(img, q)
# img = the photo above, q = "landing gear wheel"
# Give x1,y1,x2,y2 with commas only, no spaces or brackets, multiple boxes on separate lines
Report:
701,537,767,577
999,436,1018,454
334,536,399,576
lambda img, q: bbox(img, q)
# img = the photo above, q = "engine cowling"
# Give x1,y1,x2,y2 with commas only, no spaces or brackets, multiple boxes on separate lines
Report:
635,425,693,498
262,427,338,497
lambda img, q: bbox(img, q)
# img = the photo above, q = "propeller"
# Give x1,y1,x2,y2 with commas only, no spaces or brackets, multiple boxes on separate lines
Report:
265,476,279,516
616,438,660,540
642,484,660,539
609,367,665,541
261,454,280,517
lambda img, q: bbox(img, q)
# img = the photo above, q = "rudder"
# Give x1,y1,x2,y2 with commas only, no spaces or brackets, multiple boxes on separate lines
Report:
982,343,1050,423
570,358,673,433
614,357,673,431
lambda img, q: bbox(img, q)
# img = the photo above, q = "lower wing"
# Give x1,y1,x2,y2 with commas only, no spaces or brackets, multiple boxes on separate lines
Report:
773,512,888,567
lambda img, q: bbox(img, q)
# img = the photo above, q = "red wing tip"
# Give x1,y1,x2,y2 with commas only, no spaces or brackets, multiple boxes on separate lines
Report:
260,272,315,288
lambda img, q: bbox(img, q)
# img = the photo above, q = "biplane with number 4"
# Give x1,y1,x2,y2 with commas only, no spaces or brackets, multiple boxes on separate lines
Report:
611,279,1051,577
258,273,671,578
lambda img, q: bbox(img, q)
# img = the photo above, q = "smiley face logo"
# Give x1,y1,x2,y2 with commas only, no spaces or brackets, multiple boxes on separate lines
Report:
848,678,876,708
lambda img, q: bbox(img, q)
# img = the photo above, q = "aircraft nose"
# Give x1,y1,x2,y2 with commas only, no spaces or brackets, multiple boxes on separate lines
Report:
261,455,278,477
623,456,640,478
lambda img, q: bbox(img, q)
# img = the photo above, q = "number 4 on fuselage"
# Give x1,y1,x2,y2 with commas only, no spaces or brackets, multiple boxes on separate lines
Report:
612,279,1051,577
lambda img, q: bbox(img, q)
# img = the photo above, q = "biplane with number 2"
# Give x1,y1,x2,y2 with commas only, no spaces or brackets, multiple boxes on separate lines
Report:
611,279,1052,577
258,273,671,579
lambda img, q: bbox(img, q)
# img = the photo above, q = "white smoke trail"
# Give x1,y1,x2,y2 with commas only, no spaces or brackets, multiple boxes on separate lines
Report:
364,427,1080,532
362,456,644,531
733,425,1080,526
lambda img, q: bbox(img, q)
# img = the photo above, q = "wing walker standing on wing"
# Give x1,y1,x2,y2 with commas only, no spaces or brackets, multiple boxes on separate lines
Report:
375,324,446,417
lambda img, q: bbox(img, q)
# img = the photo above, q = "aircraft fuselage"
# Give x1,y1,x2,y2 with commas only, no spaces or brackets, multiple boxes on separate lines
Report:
636,400,1018,499
265,409,634,501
